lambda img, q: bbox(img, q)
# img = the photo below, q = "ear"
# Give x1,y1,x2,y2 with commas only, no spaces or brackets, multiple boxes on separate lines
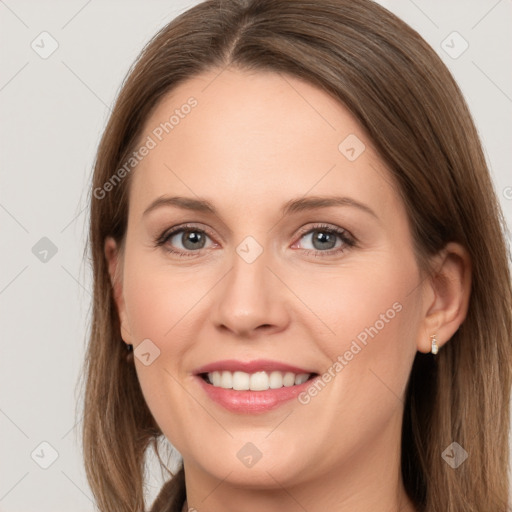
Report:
104,236,132,345
417,242,472,353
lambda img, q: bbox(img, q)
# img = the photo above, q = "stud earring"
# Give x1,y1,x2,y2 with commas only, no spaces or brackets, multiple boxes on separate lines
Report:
430,334,438,355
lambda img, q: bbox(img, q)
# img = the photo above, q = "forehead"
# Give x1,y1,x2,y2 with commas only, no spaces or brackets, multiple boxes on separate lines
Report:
128,67,398,220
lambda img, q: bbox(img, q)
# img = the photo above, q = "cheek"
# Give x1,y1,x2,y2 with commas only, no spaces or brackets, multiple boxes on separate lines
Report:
123,272,179,342
121,254,204,448
315,256,416,348
122,246,208,345
311,254,420,404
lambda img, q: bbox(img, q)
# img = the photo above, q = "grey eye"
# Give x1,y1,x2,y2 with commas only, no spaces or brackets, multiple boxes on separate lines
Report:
299,229,342,251
169,230,210,251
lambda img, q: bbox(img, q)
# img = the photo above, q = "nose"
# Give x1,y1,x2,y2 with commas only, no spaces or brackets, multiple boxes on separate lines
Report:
211,245,291,339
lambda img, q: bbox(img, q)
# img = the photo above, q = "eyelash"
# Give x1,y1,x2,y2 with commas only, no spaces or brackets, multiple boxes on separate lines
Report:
154,222,356,259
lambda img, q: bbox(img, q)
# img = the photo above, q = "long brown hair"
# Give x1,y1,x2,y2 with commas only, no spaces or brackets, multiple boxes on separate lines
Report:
81,1,512,511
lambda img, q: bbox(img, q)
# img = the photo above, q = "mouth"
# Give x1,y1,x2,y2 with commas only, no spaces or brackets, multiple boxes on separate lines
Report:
199,370,317,391
192,359,320,413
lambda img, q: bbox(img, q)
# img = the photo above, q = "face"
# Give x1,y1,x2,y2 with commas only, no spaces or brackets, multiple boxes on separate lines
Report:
107,67,428,491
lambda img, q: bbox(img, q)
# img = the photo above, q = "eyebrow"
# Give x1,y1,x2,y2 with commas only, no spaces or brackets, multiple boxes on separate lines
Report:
143,195,378,219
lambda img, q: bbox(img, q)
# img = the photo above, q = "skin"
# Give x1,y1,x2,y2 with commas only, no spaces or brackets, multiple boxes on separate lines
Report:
105,67,471,512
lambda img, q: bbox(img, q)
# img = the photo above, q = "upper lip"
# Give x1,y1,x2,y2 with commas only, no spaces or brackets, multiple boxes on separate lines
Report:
193,359,317,375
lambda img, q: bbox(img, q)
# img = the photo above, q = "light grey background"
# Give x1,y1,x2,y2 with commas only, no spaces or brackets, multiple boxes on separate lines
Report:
1,1,511,510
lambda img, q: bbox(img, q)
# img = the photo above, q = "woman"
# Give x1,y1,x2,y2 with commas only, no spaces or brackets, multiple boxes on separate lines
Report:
82,0,512,511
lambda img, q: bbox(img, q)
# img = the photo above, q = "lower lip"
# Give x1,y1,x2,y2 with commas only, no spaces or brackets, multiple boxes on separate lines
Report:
195,375,318,413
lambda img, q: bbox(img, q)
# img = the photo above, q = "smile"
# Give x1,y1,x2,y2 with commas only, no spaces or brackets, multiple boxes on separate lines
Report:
193,359,320,413
202,370,312,391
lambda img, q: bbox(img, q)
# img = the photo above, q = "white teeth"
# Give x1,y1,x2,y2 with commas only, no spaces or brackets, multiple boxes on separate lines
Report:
250,371,269,391
269,371,283,389
211,371,222,387
206,370,311,391
232,371,250,390
283,372,295,387
220,371,233,389
294,373,309,385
